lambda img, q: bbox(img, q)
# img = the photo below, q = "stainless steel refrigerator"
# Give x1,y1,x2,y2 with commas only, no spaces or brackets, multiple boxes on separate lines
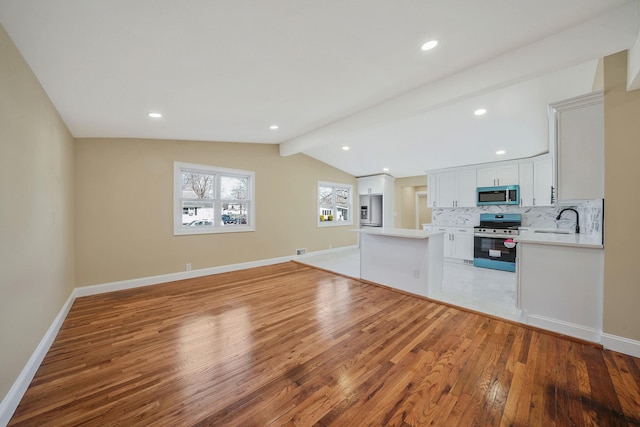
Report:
359,194,383,227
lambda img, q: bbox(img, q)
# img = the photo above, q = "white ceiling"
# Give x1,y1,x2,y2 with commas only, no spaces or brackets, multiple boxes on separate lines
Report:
1,0,638,177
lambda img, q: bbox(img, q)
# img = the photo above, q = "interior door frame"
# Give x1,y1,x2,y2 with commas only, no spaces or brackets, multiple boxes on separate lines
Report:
415,191,428,230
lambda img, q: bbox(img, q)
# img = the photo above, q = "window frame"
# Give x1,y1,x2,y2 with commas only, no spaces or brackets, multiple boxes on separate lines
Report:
174,161,255,235
317,181,353,228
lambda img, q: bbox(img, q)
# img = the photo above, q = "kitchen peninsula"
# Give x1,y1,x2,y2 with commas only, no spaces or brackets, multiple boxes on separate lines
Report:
354,228,444,298
515,229,604,342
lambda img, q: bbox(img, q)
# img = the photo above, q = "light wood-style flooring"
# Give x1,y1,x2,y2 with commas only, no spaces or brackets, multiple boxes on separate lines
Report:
9,262,640,426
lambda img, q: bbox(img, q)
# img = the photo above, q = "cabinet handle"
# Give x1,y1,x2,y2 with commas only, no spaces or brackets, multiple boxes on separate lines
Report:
550,186,555,204
533,198,536,206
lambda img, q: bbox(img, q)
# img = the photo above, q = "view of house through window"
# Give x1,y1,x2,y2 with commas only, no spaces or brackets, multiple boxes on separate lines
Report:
318,181,353,227
174,162,255,234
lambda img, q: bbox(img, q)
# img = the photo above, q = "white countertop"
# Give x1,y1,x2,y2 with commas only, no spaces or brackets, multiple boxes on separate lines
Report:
353,227,445,239
426,223,475,228
515,230,603,249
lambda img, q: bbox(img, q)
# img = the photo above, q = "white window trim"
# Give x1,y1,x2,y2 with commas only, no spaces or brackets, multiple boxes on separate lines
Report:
317,181,353,227
174,161,255,235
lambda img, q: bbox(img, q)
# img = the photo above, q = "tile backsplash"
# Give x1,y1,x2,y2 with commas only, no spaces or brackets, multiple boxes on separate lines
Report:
431,199,603,241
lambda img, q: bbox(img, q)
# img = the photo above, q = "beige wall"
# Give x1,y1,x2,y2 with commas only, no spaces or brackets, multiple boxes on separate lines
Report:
75,138,357,286
0,25,75,398
603,51,640,341
394,176,430,229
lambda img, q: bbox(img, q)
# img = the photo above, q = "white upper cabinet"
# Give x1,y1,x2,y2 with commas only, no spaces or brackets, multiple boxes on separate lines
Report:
457,169,477,207
550,91,604,201
357,175,384,195
518,156,553,207
433,169,476,208
518,162,534,206
436,171,457,207
476,164,519,187
427,155,551,209
427,174,438,208
533,157,553,206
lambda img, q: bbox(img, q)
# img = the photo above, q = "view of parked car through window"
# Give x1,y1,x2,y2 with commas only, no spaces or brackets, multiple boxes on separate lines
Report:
174,162,255,235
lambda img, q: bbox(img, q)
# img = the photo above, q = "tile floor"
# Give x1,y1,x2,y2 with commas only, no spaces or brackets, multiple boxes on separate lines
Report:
298,248,523,322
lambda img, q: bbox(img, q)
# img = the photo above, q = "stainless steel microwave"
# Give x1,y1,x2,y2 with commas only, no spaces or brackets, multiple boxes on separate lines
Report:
476,185,520,206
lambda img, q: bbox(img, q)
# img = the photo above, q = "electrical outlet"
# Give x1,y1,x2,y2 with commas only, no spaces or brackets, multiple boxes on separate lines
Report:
413,269,420,278
296,248,306,256
186,263,192,271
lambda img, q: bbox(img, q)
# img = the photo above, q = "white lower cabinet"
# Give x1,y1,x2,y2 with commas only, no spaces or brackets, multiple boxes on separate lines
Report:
518,242,603,342
433,226,473,261
452,228,474,260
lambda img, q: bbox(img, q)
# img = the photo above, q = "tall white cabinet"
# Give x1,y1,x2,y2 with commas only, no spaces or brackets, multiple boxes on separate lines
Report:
550,91,604,202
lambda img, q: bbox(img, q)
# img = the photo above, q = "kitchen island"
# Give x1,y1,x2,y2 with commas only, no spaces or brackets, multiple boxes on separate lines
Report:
354,228,444,298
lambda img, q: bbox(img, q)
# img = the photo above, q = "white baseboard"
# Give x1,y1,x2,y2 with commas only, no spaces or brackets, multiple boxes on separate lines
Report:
524,313,602,344
296,244,358,258
601,333,640,358
74,254,296,297
0,247,356,425
0,293,76,427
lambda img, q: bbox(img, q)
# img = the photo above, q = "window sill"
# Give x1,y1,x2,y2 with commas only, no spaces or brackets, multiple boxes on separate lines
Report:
174,225,255,236
317,221,353,228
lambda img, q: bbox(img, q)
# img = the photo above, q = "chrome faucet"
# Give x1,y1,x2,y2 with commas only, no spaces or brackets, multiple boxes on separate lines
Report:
556,208,580,234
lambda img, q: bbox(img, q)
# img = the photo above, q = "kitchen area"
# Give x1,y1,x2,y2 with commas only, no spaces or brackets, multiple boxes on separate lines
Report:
303,89,606,344
421,90,605,342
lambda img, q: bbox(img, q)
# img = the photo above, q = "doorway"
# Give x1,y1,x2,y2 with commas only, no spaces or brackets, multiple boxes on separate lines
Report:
415,191,430,230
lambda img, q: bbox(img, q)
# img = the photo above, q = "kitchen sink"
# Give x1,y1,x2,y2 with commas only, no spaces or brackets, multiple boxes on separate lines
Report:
533,229,572,234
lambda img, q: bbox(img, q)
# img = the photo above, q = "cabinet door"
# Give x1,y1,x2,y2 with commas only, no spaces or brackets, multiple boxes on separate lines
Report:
476,167,497,187
427,174,438,208
476,165,518,187
436,172,456,207
456,169,477,207
534,157,553,206
357,176,383,195
452,229,474,260
434,227,452,257
552,92,604,201
496,164,519,186
518,162,534,206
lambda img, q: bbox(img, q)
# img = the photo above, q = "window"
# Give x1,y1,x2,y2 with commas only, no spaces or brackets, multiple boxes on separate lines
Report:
174,162,255,235
317,181,353,227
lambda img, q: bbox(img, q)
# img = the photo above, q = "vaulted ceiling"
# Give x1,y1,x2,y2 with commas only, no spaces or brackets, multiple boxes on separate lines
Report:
1,0,638,177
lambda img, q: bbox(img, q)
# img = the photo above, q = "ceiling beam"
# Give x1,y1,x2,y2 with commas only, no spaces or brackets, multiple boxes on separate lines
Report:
279,1,638,157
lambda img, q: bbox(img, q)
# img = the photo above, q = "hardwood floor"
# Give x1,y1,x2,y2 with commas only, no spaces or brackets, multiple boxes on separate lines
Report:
9,262,640,426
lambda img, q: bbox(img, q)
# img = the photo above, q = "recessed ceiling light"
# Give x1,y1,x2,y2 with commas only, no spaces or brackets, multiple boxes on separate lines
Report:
148,112,162,118
474,108,487,116
269,125,279,130
496,150,506,155
383,168,389,172
421,40,438,51
342,146,350,151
